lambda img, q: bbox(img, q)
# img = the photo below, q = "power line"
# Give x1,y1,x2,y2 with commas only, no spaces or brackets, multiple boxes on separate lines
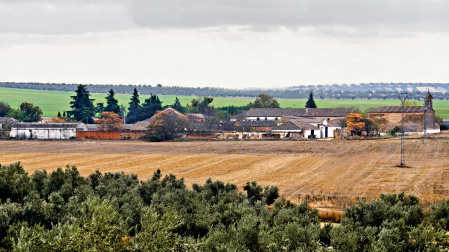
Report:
394,92,408,167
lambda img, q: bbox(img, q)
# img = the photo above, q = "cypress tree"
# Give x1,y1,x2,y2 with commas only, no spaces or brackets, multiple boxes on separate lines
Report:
305,92,317,108
173,97,183,112
104,89,120,114
68,84,95,123
127,88,140,123
57,112,61,118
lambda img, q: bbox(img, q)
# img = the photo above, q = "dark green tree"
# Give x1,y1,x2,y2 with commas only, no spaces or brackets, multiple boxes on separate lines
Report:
95,103,104,117
305,92,317,108
0,101,11,117
172,97,184,112
57,112,61,118
0,162,32,203
104,89,120,114
248,94,280,108
127,88,141,123
6,109,25,121
63,111,66,117
68,84,95,123
139,93,162,121
19,102,43,122
186,96,216,116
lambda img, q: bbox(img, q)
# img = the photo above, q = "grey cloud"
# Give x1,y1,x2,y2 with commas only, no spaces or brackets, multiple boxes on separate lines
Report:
130,0,449,33
0,2,136,34
0,0,448,35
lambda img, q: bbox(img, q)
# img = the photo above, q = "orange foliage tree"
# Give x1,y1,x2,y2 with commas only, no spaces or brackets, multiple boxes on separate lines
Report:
146,110,188,141
345,113,375,135
96,112,123,132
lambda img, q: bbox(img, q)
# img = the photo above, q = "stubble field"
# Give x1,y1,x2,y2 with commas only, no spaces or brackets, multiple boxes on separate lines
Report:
1,137,449,212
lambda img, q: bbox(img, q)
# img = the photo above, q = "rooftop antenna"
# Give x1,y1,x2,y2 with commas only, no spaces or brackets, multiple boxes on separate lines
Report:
394,92,408,167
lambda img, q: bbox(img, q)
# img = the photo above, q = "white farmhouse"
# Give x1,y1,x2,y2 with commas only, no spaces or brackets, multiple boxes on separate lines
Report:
10,123,77,140
272,118,342,139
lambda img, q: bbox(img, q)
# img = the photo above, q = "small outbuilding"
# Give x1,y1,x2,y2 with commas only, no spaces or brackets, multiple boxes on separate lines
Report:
272,120,320,139
76,123,100,132
272,118,342,139
10,123,77,139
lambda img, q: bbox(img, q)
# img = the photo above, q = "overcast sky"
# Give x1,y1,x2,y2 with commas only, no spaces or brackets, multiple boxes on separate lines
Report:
0,0,448,89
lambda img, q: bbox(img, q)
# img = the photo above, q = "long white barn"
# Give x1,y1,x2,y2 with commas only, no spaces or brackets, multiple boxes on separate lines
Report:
10,123,77,140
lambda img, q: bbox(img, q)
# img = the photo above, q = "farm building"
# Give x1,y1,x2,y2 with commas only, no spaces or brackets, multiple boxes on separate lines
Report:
272,119,341,139
245,108,352,121
133,107,184,128
123,124,147,131
240,120,276,132
120,124,147,140
76,123,100,132
185,113,208,123
367,92,439,134
10,123,77,139
0,117,19,130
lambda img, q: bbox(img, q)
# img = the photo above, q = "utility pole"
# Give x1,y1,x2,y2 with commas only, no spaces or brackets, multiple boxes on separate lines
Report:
394,92,408,167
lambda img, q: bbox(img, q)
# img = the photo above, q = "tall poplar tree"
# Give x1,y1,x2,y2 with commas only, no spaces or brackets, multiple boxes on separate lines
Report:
68,84,95,123
104,89,120,114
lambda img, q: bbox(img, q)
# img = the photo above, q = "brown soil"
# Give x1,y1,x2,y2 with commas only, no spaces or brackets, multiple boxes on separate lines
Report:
1,138,449,211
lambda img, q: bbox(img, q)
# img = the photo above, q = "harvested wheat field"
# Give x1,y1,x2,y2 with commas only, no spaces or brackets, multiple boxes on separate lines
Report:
1,137,449,210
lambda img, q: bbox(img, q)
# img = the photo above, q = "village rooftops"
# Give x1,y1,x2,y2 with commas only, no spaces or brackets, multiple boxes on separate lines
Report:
367,106,431,113
273,120,320,132
296,118,326,124
12,123,77,129
185,113,208,119
246,108,352,118
240,120,276,127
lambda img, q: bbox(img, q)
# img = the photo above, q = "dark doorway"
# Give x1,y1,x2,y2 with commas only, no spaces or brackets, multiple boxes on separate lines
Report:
325,127,328,138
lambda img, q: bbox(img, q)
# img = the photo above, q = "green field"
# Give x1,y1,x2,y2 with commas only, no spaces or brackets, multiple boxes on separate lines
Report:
1,87,448,118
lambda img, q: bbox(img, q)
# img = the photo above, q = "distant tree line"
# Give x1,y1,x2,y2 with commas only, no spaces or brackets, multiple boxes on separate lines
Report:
3,82,449,100
1,162,449,251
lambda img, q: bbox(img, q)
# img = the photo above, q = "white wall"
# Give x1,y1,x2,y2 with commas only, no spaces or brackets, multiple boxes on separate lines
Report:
11,128,76,139
304,129,321,139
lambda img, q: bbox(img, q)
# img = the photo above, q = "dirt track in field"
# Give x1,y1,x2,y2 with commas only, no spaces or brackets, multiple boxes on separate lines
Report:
1,138,449,206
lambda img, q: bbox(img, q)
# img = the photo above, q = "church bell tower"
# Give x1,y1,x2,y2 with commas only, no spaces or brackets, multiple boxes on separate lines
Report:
425,91,433,110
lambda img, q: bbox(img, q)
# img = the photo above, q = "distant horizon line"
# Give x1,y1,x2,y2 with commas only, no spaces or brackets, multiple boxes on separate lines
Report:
3,81,449,91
